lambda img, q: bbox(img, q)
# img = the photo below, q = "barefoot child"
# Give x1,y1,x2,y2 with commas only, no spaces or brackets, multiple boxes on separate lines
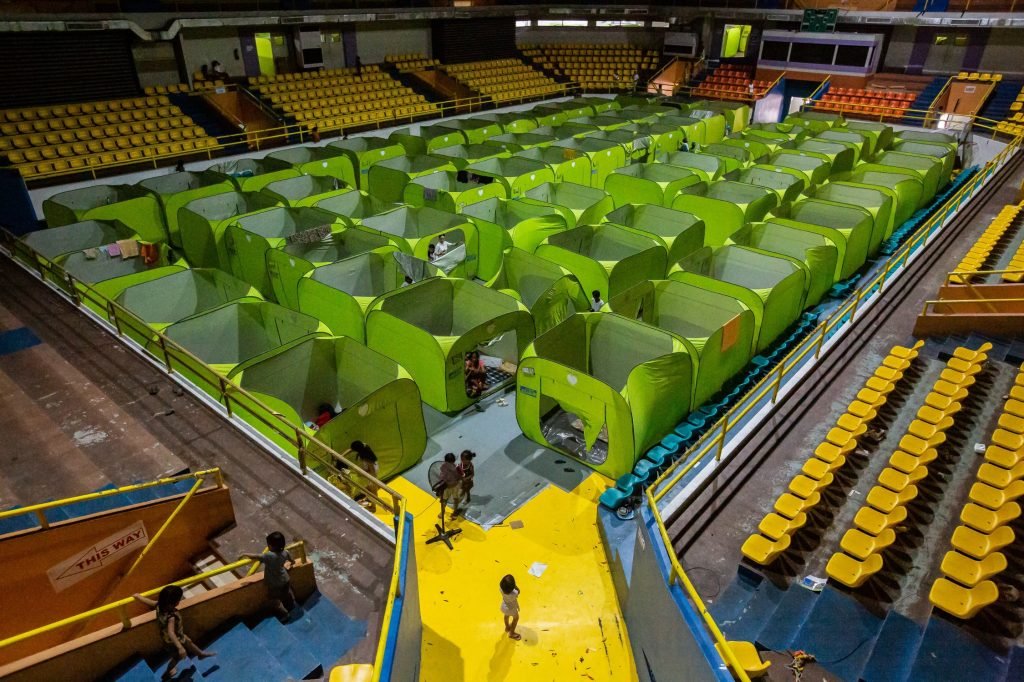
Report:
500,574,522,640
241,531,297,620
133,585,215,680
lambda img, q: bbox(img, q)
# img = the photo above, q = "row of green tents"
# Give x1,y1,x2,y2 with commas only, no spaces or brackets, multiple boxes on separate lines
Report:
22,95,958,480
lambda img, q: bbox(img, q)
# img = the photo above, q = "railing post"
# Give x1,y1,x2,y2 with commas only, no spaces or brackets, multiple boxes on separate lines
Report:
118,604,132,631
219,378,233,416
771,360,785,402
297,429,308,475
34,509,50,530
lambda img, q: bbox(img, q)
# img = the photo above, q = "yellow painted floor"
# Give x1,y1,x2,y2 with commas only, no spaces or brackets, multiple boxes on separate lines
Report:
388,473,638,682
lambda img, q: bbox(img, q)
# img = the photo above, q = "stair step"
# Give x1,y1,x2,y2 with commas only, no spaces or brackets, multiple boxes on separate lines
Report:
0,507,37,535
859,611,922,682
284,591,367,668
53,483,131,520
192,553,238,588
250,615,323,680
791,586,883,682
1006,647,1024,681
707,567,762,626
719,574,786,643
155,621,291,681
106,657,159,681
754,584,818,651
906,615,1011,681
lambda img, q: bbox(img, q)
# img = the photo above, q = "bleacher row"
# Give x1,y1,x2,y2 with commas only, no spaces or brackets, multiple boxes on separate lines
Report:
0,96,220,177
444,58,561,101
950,202,1022,282
521,43,660,91
385,52,439,73
144,81,225,95
996,82,1024,137
815,88,919,120
692,64,774,101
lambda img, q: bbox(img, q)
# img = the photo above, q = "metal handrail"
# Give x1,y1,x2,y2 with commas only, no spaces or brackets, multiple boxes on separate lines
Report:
925,75,956,127
0,541,308,651
371,496,408,682
921,296,1024,314
0,468,224,529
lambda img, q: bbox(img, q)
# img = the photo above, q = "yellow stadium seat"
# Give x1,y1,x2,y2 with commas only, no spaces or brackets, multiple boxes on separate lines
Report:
960,501,1021,533
853,504,907,536
757,512,808,540
715,641,771,677
825,552,883,588
740,533,791,565
951,524,1015,559
929,578,998,619
866,484,917,513
773,491,820,519
968,480,1024,510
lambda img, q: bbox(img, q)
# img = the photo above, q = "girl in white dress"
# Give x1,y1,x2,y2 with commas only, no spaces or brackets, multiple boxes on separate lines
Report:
500,574,522,640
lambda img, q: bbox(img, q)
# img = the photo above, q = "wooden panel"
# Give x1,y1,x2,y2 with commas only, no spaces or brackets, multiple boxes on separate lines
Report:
0,487,235,663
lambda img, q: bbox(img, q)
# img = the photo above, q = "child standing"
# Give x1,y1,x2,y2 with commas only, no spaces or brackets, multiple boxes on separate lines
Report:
241,531,297,620
499,574,522,640
453,450,476,516
133,585,215,680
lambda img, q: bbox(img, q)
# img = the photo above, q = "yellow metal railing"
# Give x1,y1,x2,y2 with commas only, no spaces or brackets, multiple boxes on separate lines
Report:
806,75,831,104
920,296,1024,316
370,495,408,682
0,236,411,679
0,541,307,652
0,468,223,530
643,132,1022,678
926,75,956,127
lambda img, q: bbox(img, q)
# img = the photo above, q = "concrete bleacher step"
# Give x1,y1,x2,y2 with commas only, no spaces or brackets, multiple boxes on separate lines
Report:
283,591,367,669
250,615,323,680
789,586,884,682
906,615,1011,681
105,657,160,682
707,567,762,627
753,583,819,651
715,571,787,643
191,552,240,589
858,610,923,682
151,621,291,681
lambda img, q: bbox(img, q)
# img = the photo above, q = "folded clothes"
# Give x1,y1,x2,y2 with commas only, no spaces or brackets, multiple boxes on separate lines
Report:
117,239,140,259
106,242,122,257
83,248,99,260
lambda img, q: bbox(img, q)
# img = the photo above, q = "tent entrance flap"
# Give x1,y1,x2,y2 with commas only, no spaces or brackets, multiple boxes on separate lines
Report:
538,381,609,464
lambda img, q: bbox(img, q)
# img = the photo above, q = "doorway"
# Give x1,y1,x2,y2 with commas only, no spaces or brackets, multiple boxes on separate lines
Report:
255,33,276,77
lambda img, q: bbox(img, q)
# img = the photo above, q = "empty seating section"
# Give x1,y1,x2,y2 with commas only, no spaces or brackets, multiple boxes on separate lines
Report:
825,344,986,588
144,82,219,95
948,202,1022,282
929,356,1023,619
815,87,918,120
0,95,220,178
693,65,772,101
522,43,659,91
996,82,1024,137
957,71,1004,83
740,342,923,567
385,53,440,73
444,58,561,102
249,65,438,131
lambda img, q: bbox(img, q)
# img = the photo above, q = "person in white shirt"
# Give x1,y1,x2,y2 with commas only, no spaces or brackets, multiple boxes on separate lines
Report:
434,233,451,258
590,290,606,312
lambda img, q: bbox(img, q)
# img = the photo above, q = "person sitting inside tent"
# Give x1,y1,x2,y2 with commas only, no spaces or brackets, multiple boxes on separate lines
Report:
465,350,487,398
313,403,338,430
434,233,452,258
590,290,606,312
339,440,379,512
428,243,438,262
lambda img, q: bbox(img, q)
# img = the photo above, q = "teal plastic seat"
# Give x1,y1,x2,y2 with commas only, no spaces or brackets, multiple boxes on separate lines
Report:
600,486,632,509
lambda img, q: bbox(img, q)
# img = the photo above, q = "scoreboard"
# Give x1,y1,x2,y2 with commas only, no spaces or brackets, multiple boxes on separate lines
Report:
801,9,839,33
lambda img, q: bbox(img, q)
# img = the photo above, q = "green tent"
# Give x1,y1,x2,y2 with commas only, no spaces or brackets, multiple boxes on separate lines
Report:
312,189,397,223
366,278,535,413
587,128,650,163
894,129,957,150
178,191,281,270
461,197,569,278
557,101,600,119
789,198,874,279
535,223,667,301
550,138,629,188
430,142,509,170
568,115,634,131
609,279,755,407
206,157,299,193
844,121,894,153
846,167,926,225
388,125,467,155
265,146,357,188
672,245,808,352
688,112,727,143
16,219,138,271
603,203,704,265
520,182,615,229
738,165,808,207
874,150,944,199
817,129,872,163
360,205,477,277
228,335,426,479
475,112,539,134
784,111,843,133
461,156,554,198
750,121,812,141
489,132,558,153
715,138,771,164
660,115,708,147
366,155,457,203
769,149,832,187
729,220,839,306
741,129,796,153
435,119,504,144
160,300,328,394
224,206,349,297
515,146,593,186
516,312,693,479
573,97,620,114
697,102,749,134
260,175,352,208
265,226,400,309
672,194,745,246
891,141,955,181
115,268,262,341
604,164,705,208
658,150,730,184
403,170,508,213
813,181,895,251
619,104,679,120
64,257,181,314
138,171,236,248
550,122,600,139
295,249,442,342
326,136,406,190
486,247,590,336
705,180,779,224
42,184,167,244
635,122,687,159
796,139,856,174
531,106,570,128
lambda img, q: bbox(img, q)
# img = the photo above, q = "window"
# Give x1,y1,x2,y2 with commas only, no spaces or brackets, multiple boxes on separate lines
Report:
789,41,836,65
516,20,532,28
652,21,671,29
835,45,870,67
760,40,790,62
537,19,589,28
596,20,644,28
